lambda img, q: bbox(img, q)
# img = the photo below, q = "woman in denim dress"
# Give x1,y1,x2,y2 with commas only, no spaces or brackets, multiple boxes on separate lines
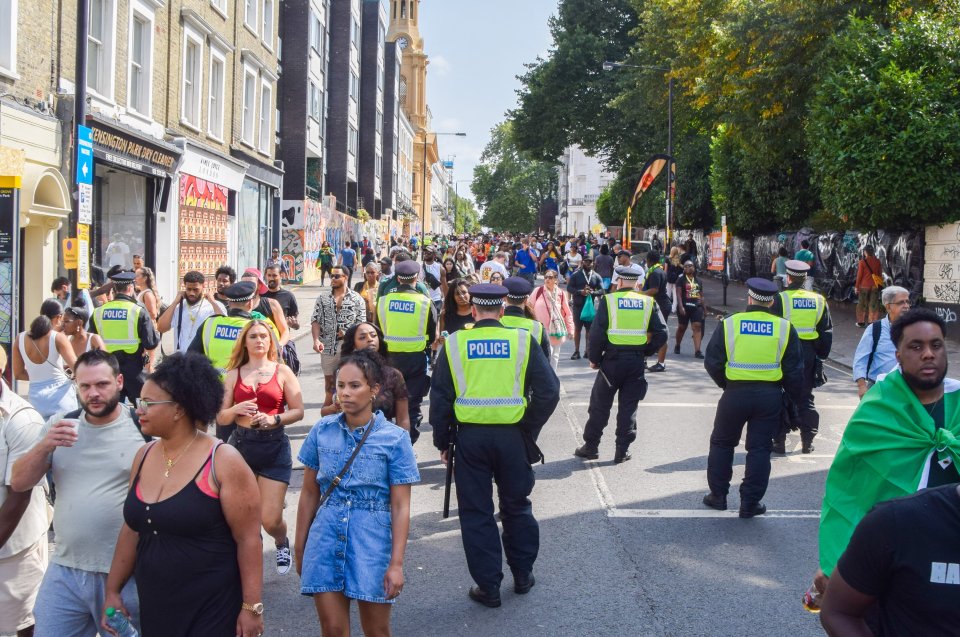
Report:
295,350,420,636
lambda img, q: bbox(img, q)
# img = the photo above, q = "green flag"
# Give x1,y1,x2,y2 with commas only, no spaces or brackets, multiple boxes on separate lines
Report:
818,370,960,575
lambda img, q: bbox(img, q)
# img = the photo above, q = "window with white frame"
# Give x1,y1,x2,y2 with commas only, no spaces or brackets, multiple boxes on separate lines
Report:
348,125,358,156
0,0,18,77
376,109,382,135
349,71,358,102
127,10,152,115
210,0,227,17
208,49,226,139
181,29,203,127
310,11,322,53
241,67,257,144
262,0,274,49
244,0,258,33
258,80,272,152
351,17,359,50
309,82,321,121
87,0,116,97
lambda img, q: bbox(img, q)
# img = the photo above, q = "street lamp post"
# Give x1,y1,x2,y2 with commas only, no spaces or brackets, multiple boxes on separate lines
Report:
603,61,673,247
419,132,465,251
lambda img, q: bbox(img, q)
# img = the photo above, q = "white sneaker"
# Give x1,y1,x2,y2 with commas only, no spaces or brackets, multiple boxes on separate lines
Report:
276,539,292,575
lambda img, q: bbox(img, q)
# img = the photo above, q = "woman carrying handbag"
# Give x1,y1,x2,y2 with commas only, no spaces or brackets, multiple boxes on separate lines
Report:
530,270,575,371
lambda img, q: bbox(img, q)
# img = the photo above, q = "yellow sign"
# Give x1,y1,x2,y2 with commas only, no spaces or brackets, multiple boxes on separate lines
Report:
62,237,78,269
77,224,90,287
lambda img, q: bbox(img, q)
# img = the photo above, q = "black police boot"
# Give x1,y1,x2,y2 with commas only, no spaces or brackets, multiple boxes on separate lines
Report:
739,502,767,519
614,447,632,464
468,586,502,608
702,492,728,511
771,440,786,454
513,572,536,594
574,444,599,460
802,441,815,454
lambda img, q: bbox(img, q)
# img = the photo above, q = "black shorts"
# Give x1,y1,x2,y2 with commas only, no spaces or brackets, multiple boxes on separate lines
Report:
678,304,705,325
657,299,672,320
228,426,292,484
572,300,593,329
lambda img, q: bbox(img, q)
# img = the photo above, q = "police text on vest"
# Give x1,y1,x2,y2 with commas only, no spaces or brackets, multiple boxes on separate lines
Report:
389,300,416,314
214,325,242,340
792,298,818,309
617,297,645,310
467,340,510,359
103,309,128,320
740,320,774,336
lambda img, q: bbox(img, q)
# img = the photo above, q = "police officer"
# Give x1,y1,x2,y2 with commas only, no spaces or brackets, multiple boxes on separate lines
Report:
90,270,160,405
430,284,560,608
501,277,552,362
773,260,833,453
575,264,668,464
702,278,804,518
377,260,436,443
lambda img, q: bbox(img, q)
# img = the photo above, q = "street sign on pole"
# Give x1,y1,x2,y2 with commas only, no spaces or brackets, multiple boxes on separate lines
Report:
76,125,93,225
77,223,90,287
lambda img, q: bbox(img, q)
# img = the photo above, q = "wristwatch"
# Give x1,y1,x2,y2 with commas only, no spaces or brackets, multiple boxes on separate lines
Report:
242,602,264,616
274,414,282,427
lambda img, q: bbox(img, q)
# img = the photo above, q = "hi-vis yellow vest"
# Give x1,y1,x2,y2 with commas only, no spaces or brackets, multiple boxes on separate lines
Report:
445,327,530,424
780,289,825,341
201,315,251,377
723,312,791,381
377,292,430,352
500,314,545,344
93,300,142,354
604,290,654,345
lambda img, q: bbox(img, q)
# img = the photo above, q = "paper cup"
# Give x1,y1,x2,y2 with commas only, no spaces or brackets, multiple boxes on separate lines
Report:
61,418,81,439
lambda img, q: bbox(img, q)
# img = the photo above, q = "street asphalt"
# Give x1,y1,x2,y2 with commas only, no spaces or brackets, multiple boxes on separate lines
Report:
267,283,849,636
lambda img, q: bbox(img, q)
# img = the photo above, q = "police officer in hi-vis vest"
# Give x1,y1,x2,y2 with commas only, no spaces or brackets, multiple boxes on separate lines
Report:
377,260,436,443
90,270,160,405
430,284,559,608
575,264,667,464
703,278,804,518
772,259,833,454
188,280,259,439
501,277,552,362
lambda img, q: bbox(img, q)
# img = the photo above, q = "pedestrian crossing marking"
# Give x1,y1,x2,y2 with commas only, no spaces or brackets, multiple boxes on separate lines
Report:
608,509,820,519
567,401,856,410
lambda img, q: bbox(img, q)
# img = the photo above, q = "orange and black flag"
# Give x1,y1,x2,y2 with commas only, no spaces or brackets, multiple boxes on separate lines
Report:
629,154,672,209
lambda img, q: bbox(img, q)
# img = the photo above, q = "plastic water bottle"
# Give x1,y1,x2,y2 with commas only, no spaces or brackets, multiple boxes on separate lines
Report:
105,607,139,637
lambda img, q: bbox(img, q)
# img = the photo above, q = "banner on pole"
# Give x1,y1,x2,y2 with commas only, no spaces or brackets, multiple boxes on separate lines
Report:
707,232,725,271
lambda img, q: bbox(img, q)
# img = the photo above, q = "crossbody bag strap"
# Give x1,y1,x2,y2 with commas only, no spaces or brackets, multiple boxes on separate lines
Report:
317,422,375,509
175,299,185,350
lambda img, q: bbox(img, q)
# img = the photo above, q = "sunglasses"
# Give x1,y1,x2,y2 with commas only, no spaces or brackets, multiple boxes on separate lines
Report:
545,274,558,279
331,274,344,279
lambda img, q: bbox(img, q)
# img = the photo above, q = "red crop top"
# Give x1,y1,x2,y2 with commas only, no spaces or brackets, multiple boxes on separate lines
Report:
233,366,285,415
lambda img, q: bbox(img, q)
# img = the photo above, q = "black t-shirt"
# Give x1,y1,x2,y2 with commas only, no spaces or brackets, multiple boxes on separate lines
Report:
642,265,671,307
262,289,299,318
837,484,960,636
923,400,960,487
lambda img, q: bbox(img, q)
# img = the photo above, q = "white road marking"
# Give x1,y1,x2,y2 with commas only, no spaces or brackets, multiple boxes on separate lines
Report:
608,509,821,519
558,384,618,513
568,401,856,410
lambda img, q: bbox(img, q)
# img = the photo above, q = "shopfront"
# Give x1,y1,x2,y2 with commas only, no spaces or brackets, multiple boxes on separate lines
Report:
232,150,283,272
168,140,247,297
86,115,179,280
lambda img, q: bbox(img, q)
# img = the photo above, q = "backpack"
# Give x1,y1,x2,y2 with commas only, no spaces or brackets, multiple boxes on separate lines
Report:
282,341,301,376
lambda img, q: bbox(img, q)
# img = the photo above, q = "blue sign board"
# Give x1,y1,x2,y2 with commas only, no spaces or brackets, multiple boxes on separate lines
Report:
76,125,93,185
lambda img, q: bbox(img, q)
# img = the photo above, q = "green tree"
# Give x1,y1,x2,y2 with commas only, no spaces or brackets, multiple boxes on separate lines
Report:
451,193,480,234
807,12,960,229
472,121,559,233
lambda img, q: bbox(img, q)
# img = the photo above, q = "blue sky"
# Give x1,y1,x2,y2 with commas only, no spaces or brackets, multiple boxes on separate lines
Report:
416,0,558,201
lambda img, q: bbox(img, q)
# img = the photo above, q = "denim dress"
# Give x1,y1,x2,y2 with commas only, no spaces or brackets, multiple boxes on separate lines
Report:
298,411,420,603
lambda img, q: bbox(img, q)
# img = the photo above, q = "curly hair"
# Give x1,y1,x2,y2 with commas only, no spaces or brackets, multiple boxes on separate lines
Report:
148,352,224,427
337,348,385,389
225,320,280,371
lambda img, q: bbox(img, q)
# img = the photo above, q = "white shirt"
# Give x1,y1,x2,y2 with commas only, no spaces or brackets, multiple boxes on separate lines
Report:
478,260,508,283
171,298,220,351
422,261,443,302
0,381,48,558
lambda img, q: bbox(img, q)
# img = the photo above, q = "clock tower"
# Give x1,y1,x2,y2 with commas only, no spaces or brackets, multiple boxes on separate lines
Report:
387,0,437,236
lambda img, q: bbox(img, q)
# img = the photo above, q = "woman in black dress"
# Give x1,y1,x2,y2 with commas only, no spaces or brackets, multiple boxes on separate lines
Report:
103,353,264,637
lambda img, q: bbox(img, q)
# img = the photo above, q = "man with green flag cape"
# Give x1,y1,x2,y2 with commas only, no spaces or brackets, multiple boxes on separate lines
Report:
819,309,960,577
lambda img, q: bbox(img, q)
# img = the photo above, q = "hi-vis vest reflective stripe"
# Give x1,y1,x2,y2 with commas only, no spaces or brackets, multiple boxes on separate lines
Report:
377,292,430,352
445,327,530,424
605,291,654,345
500,314,545,344
723,313,791,381
780,290,825,341
93,300,142,354
202,315,251,376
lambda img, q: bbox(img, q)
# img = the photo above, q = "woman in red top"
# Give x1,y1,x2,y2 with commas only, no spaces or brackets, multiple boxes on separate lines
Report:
855,245,884,326
216,320,304,575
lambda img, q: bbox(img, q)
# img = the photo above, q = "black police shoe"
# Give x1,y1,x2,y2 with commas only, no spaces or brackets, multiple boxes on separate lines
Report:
574,444,599,460
739,502,767,519
702,492,727,511
513,572,535,594
647,362,666,372
468,586,502,608
771,441,786,454
802,442,815,454
614,448,632,464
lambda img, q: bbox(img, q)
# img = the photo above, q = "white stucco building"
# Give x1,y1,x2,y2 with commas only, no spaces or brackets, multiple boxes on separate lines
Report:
557,145,614,235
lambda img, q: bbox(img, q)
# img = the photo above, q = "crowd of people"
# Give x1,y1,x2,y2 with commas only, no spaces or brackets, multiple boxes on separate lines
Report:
0,228,957,637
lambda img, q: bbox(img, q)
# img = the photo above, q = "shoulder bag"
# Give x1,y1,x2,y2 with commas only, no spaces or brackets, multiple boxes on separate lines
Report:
864,259,885,289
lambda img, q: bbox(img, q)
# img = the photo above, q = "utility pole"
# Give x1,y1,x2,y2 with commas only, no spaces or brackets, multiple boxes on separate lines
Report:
71,0,90,290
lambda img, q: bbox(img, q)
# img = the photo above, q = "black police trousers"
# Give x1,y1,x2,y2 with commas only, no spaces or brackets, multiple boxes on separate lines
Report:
775,344,818,446
390,351,428,444
455,425,538,593
582,352,648,450
707,382,782,505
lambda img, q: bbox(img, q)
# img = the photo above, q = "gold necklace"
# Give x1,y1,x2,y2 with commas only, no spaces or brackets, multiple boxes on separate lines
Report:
160,430,199,478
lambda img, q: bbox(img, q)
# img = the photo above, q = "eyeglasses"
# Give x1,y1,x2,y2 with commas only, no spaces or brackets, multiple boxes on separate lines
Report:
136,398,175,411
331,274,344,279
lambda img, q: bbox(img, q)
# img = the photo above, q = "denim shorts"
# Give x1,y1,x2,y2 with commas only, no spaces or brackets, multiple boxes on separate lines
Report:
228,426,292,484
